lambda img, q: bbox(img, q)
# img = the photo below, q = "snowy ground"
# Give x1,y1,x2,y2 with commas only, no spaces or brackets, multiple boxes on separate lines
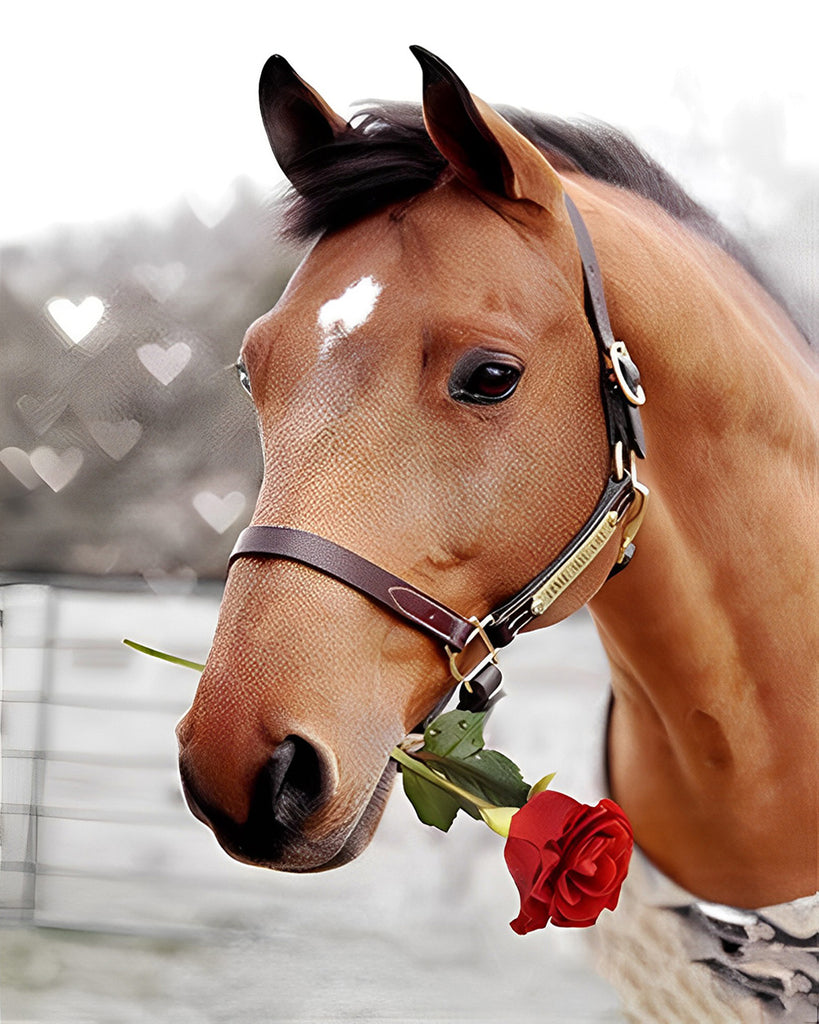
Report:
0,581,624,1023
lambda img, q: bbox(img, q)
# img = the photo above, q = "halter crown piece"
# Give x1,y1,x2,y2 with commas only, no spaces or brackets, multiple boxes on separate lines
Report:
229,195,649,719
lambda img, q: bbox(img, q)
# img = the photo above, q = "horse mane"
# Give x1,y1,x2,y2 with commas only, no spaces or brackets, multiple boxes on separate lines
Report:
283,101,757,277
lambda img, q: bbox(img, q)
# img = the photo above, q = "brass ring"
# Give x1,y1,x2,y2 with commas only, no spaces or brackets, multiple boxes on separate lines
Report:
445,616,497,685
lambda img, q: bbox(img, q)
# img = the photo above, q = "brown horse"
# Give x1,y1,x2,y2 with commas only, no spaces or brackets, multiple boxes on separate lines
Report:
176,48,818,911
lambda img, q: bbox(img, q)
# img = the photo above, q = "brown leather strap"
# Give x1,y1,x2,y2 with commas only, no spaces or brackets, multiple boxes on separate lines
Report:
564,193,618,356
229,526,474,650
564,193,646,459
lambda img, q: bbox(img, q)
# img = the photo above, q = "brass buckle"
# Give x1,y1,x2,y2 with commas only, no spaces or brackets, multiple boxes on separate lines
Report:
610,341,646,407
616,452,649,562
445,615,497,690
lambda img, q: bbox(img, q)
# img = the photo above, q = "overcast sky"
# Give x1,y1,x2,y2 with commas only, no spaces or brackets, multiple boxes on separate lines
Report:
2,0,816,242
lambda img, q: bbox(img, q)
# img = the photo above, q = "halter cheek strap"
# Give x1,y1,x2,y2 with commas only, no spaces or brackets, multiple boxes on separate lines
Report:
228,194,649,718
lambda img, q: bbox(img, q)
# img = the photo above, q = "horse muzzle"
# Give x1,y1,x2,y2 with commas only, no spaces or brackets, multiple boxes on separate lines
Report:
176,702,400,872
173,546,452,871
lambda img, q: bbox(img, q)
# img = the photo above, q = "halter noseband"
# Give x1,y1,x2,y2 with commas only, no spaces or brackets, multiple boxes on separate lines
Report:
228,194,648,718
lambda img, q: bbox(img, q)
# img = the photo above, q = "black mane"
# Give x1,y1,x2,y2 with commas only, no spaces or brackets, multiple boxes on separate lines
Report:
284,101,745,265
284,103,446,241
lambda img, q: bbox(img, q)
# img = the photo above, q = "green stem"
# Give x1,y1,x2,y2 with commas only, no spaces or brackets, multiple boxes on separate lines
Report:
390,746,497,810
125,638,499,816
123,639,205,672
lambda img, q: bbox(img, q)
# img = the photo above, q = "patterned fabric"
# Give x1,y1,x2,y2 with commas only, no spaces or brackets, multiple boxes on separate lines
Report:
590,848,819,1023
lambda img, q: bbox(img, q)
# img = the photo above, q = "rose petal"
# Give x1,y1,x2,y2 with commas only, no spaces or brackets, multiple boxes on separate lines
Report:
509,913,537,935
508,791,580,847
573,835,607,870
565,808,628,850
528,849,561,896
603,888,622,913
557,873,584,906
553,887,606,923
510,900,551,934
552,899,605,927
573,853,618,895
505,837,547,891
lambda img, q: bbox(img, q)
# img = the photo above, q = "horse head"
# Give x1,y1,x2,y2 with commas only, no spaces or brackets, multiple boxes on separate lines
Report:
176,49,637,872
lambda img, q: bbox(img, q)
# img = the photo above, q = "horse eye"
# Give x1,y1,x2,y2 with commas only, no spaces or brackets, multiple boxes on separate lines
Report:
236,360,252,397
448,351,523,405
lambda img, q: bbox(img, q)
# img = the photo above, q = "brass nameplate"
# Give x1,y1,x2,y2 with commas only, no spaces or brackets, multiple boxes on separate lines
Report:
530,511,619,616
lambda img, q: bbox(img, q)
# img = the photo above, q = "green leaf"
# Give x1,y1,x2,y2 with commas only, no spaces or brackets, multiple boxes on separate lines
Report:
391,746,490,805
423,710,487,758
418,748,529,810
393,709,531,832
401,766,460,831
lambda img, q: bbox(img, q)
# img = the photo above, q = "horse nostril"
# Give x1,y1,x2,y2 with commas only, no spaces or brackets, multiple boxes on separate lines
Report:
250,735,326,833
179,734,331,865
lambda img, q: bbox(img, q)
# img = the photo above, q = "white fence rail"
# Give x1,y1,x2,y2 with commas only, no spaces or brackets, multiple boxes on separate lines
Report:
0,581,237,932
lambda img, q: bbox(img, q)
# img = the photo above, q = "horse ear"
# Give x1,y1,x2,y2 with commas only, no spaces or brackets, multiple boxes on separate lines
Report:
259,55,349,183
410,46,564,215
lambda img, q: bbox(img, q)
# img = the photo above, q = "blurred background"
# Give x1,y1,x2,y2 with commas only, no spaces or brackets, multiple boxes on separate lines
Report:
1,2,816,1021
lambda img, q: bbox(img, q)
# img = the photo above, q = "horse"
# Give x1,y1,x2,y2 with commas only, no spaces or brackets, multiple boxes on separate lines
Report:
176,47,817,932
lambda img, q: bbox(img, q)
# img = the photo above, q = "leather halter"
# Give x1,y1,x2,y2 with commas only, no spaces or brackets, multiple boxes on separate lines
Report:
229,194,648,718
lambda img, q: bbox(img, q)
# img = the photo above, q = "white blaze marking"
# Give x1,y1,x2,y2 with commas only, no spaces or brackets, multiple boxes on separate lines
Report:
317,276,382,356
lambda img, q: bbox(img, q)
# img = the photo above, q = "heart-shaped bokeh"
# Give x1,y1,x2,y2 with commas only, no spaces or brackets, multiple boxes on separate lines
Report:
46,296,105,345
192,490,246,534
29,446,84,492
137,341,192,385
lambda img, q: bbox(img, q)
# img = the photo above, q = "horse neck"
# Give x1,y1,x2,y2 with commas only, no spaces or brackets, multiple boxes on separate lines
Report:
570,177,819,715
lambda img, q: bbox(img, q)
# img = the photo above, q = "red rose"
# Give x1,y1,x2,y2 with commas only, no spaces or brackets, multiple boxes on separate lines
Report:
503,791,633,933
